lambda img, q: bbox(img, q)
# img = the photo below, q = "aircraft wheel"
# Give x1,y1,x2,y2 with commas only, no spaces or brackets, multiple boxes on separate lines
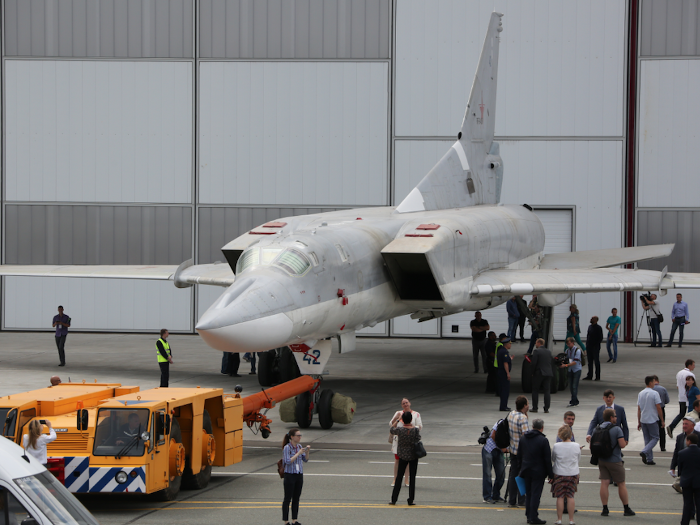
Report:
182,410,213,490
258,350,276,387
521,358,532,393
153,418,183,501
279,347,301,383
296,391,313,429
318,389,334,430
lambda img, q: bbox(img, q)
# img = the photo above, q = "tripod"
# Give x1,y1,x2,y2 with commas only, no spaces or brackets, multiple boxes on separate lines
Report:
633,306,651,347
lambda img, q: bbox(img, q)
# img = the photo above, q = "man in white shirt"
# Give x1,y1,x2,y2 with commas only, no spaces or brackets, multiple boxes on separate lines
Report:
389,398,422,487
638,376,664,465
669,360,697,438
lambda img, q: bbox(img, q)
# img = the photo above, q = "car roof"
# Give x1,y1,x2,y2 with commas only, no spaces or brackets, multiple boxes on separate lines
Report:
0,436,46,479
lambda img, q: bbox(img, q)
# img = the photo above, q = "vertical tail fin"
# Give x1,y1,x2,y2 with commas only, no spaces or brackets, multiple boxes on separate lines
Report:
397,12,504,213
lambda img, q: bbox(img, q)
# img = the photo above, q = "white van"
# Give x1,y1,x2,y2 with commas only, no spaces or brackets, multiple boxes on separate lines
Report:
0,436,99,525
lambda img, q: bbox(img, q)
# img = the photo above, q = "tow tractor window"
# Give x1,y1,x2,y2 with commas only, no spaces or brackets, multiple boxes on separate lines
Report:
1,408,17,439
274,248,311,276
93,409,150,457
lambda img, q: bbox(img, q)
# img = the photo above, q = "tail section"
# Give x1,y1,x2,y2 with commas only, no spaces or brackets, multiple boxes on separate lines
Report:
397,12,504,213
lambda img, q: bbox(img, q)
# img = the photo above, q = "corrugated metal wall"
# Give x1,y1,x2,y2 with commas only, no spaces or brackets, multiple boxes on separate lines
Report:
636,0,700,342
199,0,390,59
4,0,194,58
199,61,389,206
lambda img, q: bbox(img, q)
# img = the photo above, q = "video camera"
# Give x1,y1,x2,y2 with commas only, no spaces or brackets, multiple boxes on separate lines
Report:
639,292,652,304
478,426,490,445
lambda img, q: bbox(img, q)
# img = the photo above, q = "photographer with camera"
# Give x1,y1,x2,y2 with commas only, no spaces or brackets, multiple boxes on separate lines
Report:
480,422,507,504
641,293,663,347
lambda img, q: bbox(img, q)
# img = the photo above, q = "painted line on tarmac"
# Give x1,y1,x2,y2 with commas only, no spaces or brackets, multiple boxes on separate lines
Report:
469,464,632,471
308,460,329,462
369,461,428,464
211,472,662,485
243,446,477,455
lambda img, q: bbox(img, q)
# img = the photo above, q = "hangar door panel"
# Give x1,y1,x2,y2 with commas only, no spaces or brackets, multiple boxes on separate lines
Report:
442,209,572,340
3,277,192,332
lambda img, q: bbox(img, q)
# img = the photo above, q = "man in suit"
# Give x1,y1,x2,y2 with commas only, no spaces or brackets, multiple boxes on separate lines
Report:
586,389,629,444
530,338,553,414
517,419,553,525
678,432,700,525
671,417,700,494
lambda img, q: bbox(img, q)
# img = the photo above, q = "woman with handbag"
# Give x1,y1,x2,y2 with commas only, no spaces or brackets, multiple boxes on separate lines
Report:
389,411,422,506
281,428,310,525
389,398,422,487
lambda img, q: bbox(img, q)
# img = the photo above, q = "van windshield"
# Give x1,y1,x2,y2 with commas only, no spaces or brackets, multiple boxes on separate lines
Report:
14,470,99,525
92,408,149,457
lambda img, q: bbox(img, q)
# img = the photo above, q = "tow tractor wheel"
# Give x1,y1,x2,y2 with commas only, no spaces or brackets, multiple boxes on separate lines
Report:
296,391,313,429
182,410,214,490
154,418,183,501
258,350,276,387
318,389,334,430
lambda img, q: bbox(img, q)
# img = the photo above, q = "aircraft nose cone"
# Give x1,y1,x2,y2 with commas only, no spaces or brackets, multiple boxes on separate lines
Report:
197,312,294,353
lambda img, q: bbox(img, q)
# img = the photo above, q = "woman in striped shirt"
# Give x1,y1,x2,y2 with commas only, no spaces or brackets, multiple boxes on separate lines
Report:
281,428,310,525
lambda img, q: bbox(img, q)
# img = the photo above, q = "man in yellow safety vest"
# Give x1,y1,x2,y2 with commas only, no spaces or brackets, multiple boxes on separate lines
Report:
156,329,173,387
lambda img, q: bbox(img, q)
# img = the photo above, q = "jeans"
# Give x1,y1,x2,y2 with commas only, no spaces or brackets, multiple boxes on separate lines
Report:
481,447,505,500
531,373,551,411
649,318,663,346
523,474,546,522
508,317,518,341
55,335,67,365
282,473,303,521
606,333,618,360
670,402,688,432
392,458,418,504
507,454,525,505
682,487,700,525
568,370,581,405
669,320,686,346
472,338,487,372
641,422,660,461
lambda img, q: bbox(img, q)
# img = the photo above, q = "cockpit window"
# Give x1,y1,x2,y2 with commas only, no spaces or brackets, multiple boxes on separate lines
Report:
274,249,311,276
261,248,283,265
236,248,259,274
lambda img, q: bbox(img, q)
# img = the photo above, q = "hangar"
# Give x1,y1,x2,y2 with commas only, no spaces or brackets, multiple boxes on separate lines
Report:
1,0,698,343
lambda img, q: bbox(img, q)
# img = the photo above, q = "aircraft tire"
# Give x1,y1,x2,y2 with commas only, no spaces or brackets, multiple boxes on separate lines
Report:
279,347,301,383
521,359,533,393
153,418,183,501
182,410,213,490
296,391,313,429
318,389,334,430
258,350,276,387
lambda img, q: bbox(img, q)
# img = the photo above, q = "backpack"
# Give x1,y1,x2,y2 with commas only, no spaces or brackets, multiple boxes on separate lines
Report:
590,423,617,459
494,418,510,450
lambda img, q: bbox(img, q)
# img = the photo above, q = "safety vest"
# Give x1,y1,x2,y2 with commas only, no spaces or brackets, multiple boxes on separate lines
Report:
156,338,171,363
493,342,503,368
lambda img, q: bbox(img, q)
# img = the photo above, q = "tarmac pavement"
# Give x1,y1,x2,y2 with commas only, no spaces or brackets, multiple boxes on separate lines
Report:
0,331,695,523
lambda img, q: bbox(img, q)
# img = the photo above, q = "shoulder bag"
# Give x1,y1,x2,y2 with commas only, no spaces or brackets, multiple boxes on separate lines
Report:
413,428,427,458
277,459,285,478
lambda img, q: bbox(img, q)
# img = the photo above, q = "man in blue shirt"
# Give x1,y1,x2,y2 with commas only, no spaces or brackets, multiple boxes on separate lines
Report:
560,337,583,407
52,305,71,367
667,293,691,348
506,297,520,342
638,376,664,465
606,308,622,363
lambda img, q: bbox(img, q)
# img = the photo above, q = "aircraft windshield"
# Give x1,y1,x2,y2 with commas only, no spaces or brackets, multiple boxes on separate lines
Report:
274,249,311,275
235,247,308,276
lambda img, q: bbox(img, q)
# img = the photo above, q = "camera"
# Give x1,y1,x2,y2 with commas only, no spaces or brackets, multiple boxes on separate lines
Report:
478,426,490,445
639,293,652,304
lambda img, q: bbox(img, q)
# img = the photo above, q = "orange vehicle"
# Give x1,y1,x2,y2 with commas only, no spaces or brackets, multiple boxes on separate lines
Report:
0,376,346,500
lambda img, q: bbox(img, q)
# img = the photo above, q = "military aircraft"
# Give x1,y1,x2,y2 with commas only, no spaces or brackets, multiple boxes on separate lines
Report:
2,13,699,381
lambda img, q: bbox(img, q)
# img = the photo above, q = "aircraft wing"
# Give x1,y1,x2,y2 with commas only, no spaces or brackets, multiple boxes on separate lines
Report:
0,261,235,288
470,267,700,296
540,244,674,270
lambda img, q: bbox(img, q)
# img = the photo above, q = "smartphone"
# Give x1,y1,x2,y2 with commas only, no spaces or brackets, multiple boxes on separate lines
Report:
39,420,47,425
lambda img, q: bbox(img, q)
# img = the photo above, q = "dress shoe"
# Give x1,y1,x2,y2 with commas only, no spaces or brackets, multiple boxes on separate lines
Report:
640,452,647,464
407,500,416,506
388,501,396,505
667,426,674,438
530,409,538,413
229,373,241,377
647,461,656,465
528,519,547,524
665,344,672,347
544,409,549,413
582,377,592,380
679,344,683,348
601,507,609,516
58,363,65,367
594,378,601,381
607,358,613,362
623,508,636,516
249,371,256,375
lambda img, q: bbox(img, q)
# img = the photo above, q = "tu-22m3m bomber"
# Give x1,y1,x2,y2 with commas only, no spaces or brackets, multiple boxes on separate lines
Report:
2,13,699,380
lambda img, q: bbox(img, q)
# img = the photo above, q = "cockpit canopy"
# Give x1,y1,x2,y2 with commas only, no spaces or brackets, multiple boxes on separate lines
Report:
235,246,311,276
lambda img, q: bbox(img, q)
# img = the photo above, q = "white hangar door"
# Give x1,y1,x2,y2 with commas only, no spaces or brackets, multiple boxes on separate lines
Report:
441,208,573,342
